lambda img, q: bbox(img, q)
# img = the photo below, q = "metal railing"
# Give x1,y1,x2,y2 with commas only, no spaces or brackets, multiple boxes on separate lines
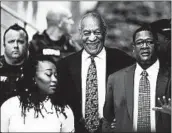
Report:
0,23,7,29
1,3,39,31
0,2,39,55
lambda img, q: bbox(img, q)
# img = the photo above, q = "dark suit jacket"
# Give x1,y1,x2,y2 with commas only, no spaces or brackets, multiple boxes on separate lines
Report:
104,63,171,132
59,47,135,133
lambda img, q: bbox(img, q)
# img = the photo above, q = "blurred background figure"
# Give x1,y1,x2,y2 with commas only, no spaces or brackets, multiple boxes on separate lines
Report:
150,19,171,67
29,6,82,61
0,23,29,106
1,55,74,132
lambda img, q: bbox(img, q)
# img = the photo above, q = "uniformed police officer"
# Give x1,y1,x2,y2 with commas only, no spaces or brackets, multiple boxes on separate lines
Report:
150,19,171,67
29,7,82,62
0,24,29,106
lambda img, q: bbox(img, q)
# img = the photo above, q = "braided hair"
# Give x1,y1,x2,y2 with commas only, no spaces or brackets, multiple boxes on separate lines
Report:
17,55,67,124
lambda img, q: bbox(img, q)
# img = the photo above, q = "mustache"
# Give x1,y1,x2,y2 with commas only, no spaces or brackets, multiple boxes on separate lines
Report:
140,47,150,50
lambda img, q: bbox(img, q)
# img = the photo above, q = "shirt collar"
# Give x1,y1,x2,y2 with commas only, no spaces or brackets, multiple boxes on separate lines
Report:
136,59,160,76
82,48,106,61
146,59,160,76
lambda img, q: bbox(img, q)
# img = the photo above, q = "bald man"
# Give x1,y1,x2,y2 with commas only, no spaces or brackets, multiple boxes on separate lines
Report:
29,7,81,61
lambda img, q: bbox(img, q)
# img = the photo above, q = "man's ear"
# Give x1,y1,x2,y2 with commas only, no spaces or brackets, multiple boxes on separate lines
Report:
131,42,136,58
58,19,64,28
58,22,62,28
104,30,107,36
78,28,82,40
131,42,135,53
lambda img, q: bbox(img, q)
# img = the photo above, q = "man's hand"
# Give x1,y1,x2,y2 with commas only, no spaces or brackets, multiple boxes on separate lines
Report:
110,118,116,129
152,96,171,115
102,118,116,132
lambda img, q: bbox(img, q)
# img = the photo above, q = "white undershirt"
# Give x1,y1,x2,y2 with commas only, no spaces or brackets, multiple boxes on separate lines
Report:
133,59,160,132
82,48,106,118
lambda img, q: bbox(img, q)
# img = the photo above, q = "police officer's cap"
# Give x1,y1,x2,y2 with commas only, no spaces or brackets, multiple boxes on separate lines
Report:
150,19,171,39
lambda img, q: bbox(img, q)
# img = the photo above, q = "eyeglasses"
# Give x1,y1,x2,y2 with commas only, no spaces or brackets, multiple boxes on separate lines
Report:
135,39,154,47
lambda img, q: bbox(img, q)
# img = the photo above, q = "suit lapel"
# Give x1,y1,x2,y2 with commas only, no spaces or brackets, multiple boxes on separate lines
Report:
155,66,169,123
124,64,136,121
106,48,110,81
106,48,116,81
69,51,82,94
122,62,169,130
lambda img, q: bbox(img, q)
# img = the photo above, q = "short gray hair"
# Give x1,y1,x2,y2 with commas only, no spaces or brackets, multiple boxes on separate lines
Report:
79,12,107,35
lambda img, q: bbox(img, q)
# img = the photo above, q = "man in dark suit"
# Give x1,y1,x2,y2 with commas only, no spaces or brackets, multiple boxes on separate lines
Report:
59,12,135,133
104,24,171,132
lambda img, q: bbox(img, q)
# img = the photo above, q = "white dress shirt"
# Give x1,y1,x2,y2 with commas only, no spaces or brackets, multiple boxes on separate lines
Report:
82,48,106,118
133,59,160,132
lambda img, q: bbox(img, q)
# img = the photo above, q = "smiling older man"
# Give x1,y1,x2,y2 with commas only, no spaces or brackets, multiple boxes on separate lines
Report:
59,11,135,133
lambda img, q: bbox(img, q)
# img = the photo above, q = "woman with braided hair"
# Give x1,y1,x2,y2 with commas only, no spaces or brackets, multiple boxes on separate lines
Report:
1,55,74,132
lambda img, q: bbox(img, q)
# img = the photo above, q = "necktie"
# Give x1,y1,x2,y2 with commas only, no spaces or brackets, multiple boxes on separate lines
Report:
85,56,99,133
137,70,151,132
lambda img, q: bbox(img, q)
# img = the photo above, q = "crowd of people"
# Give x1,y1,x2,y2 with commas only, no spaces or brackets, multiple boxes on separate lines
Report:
0,7,171,133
